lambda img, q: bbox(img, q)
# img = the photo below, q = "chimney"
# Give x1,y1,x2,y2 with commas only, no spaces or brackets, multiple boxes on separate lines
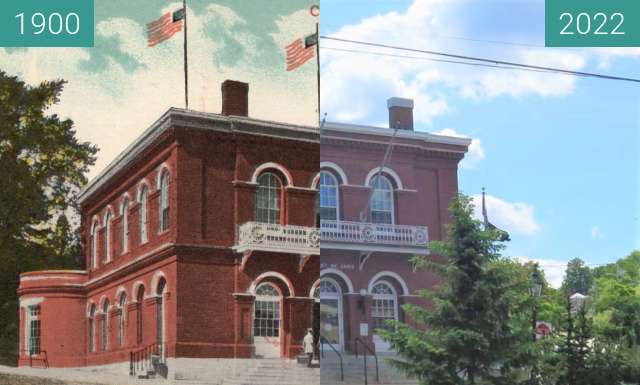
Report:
221,80,249,117
387,97,414,130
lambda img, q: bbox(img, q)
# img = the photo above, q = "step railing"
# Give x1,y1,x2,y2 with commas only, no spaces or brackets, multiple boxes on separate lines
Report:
354,337,379,385
20,350,48,368
319,336,344,381
129,342,164,377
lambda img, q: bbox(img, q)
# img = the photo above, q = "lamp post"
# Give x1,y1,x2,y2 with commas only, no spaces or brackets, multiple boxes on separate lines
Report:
529,264,543,342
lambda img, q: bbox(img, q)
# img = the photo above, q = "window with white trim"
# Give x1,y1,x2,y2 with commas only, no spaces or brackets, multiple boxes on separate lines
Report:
139,185,148,244
118,293,126,347
369,175,394,224
120,198,129,254
159,171,170,232
90,221,98,269
88,304,96,352
320,172,338,221
255,173,281,224
371,281,397,331
254,283,280,338
103,211,112,263
26,305,41,355
101,300,109,351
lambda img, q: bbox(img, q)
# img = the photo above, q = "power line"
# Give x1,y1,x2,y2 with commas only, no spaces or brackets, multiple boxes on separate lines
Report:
322,46,582,77
320,36,640,84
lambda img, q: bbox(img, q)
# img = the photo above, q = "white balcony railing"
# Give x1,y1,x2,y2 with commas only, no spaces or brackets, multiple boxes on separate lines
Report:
320,220,429,251
235,222,320,255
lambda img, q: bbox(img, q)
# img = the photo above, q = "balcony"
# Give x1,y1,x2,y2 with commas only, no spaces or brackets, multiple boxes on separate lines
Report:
234,221,320,256
320,220,429,254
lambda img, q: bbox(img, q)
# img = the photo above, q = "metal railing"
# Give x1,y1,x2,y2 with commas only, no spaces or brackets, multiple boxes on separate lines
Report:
320,336,344,381
320,220,428,247
129,342,164,377
354,337,379,385
20,350,48,368
236,222,320,254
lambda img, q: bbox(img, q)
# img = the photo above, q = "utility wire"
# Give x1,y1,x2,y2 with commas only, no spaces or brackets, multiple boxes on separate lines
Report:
320,36,640,84
322,46,585,77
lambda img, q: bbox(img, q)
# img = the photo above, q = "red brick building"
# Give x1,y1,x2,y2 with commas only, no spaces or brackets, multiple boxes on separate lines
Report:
319,97,470,353
17,80,320,376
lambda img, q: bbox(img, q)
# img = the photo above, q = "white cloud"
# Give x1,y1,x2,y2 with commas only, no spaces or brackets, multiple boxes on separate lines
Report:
516,256,567,289
591,226,604,240
321,0,589,126
433,128,484,168
0,3,318,179
472,194,541,236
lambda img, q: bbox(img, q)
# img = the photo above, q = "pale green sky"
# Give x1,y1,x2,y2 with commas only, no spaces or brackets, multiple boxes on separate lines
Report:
0,1,319,177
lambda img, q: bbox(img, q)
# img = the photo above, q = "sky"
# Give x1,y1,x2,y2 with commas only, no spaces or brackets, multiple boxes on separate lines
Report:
0,0,319,178
321,0,640,287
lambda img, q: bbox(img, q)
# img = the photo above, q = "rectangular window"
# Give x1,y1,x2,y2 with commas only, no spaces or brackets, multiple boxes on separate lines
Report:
27,305,41,355
161,207,169,232
118,309,124,347
136,304,143,345
88,319,94,352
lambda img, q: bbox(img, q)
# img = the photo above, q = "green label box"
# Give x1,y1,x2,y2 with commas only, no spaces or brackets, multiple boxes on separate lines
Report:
546,0,640,47
0,0,94,47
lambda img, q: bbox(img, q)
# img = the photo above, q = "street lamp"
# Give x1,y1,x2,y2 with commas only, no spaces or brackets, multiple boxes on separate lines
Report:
530,264,543,342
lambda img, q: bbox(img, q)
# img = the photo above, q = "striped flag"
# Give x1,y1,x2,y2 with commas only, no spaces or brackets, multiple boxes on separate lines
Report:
147,10,184,47
285,37,315,71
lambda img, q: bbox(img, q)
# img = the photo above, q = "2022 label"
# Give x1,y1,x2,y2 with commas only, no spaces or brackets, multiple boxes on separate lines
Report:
546,0,640,47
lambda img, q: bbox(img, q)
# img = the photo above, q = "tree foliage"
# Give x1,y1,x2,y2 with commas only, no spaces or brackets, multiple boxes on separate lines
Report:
0,71,97,364
381,194,534,385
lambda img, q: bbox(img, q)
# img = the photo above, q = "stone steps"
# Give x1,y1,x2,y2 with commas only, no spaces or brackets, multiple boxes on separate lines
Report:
219,358,320,385
320,353,418,385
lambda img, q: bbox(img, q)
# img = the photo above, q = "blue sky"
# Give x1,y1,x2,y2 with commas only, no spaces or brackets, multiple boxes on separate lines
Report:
321,0,639,286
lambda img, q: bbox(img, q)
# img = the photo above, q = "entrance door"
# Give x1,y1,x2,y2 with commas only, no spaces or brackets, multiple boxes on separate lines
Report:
253,283,281,358
320,278,343,351
371,281,397,353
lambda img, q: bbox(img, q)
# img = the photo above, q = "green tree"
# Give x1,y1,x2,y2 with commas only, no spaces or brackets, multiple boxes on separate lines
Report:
381,194,533,385
0,71,97,364
562,258,593,296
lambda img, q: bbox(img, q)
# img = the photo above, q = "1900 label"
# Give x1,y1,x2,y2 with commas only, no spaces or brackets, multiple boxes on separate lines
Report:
0,0,94,47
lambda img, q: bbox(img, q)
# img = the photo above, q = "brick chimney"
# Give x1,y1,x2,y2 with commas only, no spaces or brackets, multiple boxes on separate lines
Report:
387,97,414,130
221,80,249,117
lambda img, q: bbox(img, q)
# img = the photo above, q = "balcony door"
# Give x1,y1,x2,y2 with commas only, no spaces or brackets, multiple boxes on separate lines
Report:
253,282,281,358
320,278,343,351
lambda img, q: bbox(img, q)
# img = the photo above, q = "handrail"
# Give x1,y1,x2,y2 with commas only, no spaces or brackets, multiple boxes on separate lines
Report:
129,342,165,377
320,336,344,381
354,337,379,385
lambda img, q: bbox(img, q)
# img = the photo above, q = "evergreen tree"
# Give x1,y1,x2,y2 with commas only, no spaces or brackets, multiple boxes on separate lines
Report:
562,258,593,296
0,71,97,364
380,194,532,385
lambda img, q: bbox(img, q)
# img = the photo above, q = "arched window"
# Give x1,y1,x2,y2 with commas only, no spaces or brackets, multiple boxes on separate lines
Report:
120,198,129,254
255,173,281,224
371,281,397,331
136,286,145,345
159,171,170,232
139,185,149,244
90,221,99,269
156,277,166,351
319,172,338,221
103,211,112,263
254,282,281,338
101,300,109,351
118,293,126,347
88,304,96,352
369,175,394,224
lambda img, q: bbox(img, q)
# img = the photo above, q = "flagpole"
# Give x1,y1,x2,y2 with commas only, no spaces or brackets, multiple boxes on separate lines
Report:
314,22,320,125
183,0,189,109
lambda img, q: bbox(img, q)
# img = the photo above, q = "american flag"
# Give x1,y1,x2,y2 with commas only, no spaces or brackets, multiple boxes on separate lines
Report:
285,38,315,71
147,10,184,47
